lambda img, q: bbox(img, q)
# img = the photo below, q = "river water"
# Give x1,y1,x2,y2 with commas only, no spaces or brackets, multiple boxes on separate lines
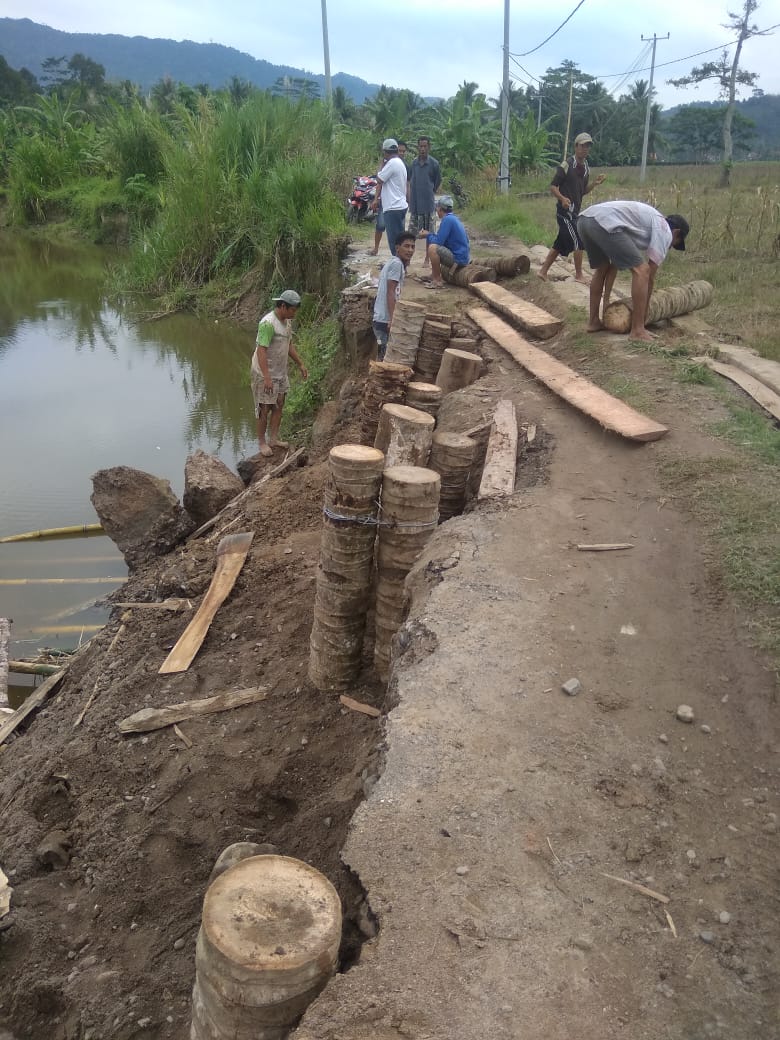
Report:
0,234,256,688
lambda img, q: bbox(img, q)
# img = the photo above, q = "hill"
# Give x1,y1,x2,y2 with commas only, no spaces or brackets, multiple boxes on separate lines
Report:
0,17,381,101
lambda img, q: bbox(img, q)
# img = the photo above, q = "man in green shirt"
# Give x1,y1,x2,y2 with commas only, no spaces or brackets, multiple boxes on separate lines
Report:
251,290,308,457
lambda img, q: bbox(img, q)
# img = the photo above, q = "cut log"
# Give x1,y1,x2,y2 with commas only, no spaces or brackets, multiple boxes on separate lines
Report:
693,357,780,422
469,308,668,443
470,282,563,340
385,300,426,368
8,661,62,677
474,255,531,277
159,532,253,674
117,687,269,734
442,264,496,287
374,403,435,468
359,361,414,445
436,348,483,395
478,400,518,500
603,280,713,333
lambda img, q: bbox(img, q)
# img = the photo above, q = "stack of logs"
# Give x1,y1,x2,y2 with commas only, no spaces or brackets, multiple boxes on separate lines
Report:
414,319,451,382
385,300,426,368
360,361,413,445
428,432,477,521
374,465,441,680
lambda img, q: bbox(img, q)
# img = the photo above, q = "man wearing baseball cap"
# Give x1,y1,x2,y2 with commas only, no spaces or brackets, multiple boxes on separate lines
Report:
577,202,690,342
417,195,470,289
251,289,308,457
538,132,606,284
371,138,408,256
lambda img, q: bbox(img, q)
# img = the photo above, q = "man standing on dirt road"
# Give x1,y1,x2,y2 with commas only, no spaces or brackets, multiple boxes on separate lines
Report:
577,201,689,342
372,138,408,256
538,132,606,284
252,289,308,457
372,232,416,359
408,135,442,267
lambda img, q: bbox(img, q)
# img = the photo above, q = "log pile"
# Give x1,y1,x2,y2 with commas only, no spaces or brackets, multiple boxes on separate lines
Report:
414,319,451,382
359,361,413,445
308,445,384,691
374,466,441,680
602,280,713,333
385,300,426,368
428,433,477,521
374,404,435,468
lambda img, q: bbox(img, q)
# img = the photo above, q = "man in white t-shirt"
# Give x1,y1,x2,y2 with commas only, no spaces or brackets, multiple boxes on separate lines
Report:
577,201,689,341
371,138,408,256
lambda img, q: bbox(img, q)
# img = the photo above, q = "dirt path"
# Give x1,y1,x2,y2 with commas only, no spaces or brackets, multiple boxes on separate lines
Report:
1,241,777,1040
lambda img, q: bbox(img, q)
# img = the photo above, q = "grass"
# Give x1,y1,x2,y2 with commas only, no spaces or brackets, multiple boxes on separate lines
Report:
280,313,341,440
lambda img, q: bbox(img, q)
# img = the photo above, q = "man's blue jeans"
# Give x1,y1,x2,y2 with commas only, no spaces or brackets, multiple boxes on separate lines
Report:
384,208,408,256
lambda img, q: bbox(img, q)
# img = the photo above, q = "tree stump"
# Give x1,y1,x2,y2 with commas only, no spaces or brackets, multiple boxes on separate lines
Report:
414,319,451,383
374,404,435,469
602,280,713,333
428,433,476,521
308,445,384,691
406,381,443,420
436,348,483,395
359,360,413,445
385,300,426,368
442,264,496,287
374,466,441,680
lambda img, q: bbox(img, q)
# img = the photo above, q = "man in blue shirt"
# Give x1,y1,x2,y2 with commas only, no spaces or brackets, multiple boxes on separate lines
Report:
417,195,470,289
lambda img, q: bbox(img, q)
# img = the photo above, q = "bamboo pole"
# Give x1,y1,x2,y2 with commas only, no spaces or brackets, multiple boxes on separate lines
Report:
0,523,104,543
8,661,62,677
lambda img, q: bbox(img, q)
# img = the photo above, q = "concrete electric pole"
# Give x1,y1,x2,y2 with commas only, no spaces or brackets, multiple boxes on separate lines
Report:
498,0,511,194
639,32,669,184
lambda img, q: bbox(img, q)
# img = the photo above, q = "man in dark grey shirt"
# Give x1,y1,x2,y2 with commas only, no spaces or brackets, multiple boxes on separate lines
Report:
408,136,442,246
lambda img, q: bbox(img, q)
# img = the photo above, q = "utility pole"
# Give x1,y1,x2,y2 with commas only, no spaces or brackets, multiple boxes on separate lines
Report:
639,32,669,184
536,79,544,129
321,0,332,103
498,0,511,194
562,70,574,159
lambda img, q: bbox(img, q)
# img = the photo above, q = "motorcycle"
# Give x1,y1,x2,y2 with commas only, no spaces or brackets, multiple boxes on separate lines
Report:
345,175,378,224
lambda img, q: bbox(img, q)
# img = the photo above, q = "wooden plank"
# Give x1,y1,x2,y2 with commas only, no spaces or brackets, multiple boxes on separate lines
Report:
159,532,253,674
694,357,780,422
478,400,518,500
0,669,66,746
469,309,669,443
117,686,269,733
339,695,382,718
0,619,9,709
470,282,563,340
577,543,634,552
712,344,780,397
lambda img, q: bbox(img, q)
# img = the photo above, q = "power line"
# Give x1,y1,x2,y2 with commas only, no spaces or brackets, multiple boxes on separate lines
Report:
511,0,588,58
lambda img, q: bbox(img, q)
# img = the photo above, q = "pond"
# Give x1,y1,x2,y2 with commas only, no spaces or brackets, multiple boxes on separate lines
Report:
0,234,257,695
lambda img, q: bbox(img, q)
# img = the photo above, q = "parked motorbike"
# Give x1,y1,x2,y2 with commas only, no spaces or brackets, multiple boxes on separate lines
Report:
345,175,378,223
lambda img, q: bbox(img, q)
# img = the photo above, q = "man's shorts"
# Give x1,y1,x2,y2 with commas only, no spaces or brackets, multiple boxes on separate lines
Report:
373,321,389,361
577,214,645,271
553,209,583,256
408,212,435,235
435,245,456,268
251,370,289,410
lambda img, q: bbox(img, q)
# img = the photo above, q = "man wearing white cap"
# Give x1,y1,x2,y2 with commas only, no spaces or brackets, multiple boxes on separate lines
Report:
538,132,606,284
371,138,408,256
251,290,308,457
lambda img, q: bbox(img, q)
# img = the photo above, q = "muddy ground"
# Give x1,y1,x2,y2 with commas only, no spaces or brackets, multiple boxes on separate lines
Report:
1,238,778,1040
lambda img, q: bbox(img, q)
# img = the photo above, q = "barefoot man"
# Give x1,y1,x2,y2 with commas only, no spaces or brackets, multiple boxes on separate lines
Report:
538,132,605,284
252,289,308,457
577,202,689,342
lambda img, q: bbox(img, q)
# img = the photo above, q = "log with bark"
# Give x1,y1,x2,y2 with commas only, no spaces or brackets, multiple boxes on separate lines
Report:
442,264,497,287
473,255,531,277
602,281,713,333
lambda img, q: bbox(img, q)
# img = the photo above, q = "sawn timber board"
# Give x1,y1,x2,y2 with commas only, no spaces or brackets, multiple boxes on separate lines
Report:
469,282,563,340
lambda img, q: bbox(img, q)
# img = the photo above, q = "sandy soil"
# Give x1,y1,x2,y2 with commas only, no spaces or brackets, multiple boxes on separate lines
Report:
1,240,777,1040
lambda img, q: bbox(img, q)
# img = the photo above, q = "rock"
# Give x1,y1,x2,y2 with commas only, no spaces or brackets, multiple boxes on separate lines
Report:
91,466,195,570
700,724,712,734
658,733,669,744
182,450,243,526
718,911,731,925
651,757,667,778
237,452,268,486
676,704,695,723
572,936,593,951
455,865,469,876
173,938,185,951
699,930,715,944
561,678,582,697
36,829,72,870
208,842,278,884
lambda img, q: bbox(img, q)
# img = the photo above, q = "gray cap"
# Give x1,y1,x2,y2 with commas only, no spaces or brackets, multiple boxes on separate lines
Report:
272,289,301,307
437,195,454,211
382,137,399,152
574,132,593,145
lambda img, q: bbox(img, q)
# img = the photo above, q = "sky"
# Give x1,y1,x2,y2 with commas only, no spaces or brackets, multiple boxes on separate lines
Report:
5,0,780,108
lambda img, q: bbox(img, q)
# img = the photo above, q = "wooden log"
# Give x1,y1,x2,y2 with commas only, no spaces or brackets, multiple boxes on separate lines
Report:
0,619,9,709
449,337,478,353
0,523,104,544
374,404,435,468
359,360,414,445
474,255,532,277
469,281,563,340
405,381,443,419
602,280,713,333
469,308,668,442
385,300,426,368
8,661,62,677
436,348,483,395
428,433,476,521
478,400,518,500
118,686,269,734
442,264,496,287
693,357,780,422
414,320,451,382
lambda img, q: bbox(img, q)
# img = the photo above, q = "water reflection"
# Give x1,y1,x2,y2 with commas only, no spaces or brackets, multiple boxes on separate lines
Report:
0,232,257,657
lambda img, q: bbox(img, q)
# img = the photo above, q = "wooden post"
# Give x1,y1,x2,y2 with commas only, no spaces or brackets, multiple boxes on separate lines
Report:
374,404,435,468
436,348,483,395
428,433,477,521
359,360,413,445
374,466,440,680
414,320,451,383
478,400,518,500
602,281,713,333
406,381,443,420
385,300,426,369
